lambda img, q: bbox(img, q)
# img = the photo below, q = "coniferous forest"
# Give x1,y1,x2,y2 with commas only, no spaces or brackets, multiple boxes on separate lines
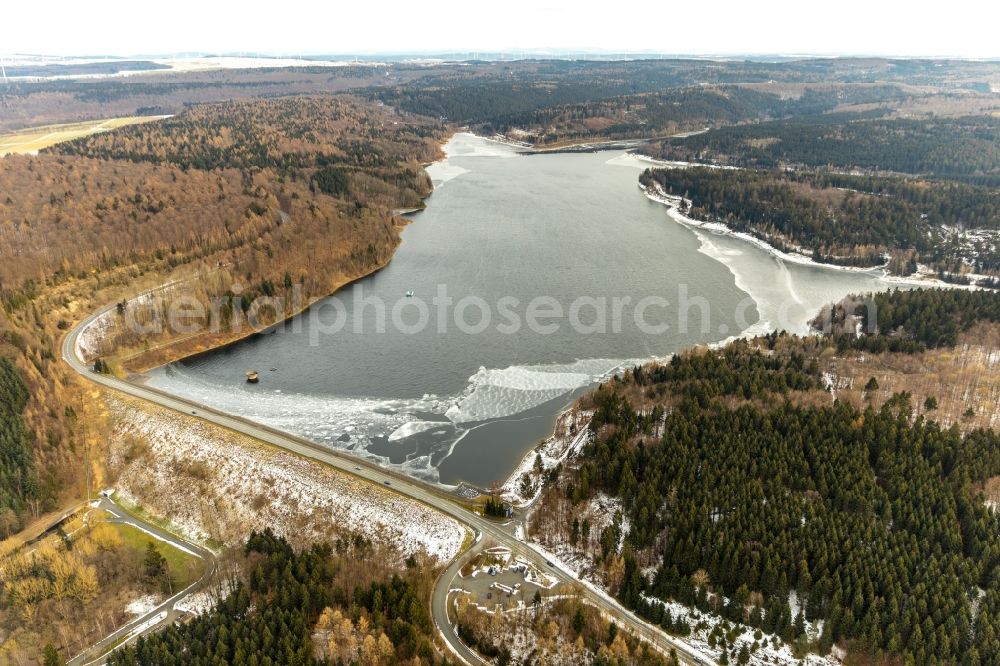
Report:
640,167,1000,274
109,530,449,666
0,359,36,537
818,288,1000,352
549,290,1000,663
572,360,1000,662
640,116,1000,186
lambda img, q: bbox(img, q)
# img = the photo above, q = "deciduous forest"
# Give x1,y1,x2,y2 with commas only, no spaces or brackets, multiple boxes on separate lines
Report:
0,94,445,548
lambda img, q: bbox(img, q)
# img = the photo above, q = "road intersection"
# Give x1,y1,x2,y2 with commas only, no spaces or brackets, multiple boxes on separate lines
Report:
63,301,711,665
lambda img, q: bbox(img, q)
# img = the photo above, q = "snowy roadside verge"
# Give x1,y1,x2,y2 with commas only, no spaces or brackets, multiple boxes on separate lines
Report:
108,396,465,562
526,503,840,666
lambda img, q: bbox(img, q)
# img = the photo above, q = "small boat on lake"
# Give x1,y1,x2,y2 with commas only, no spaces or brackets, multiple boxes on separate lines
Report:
405,290,414,298
246,371,259,384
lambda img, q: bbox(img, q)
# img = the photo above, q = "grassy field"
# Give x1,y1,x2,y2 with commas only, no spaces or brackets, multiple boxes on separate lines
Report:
0,116,167,156
112,522,205,590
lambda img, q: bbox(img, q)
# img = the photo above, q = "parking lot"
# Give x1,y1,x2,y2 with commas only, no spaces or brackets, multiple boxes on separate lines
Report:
456,546,561,610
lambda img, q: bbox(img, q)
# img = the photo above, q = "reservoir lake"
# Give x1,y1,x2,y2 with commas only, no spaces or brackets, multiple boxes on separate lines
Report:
149,134,892,488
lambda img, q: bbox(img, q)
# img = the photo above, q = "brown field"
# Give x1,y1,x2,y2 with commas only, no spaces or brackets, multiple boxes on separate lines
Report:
834,93,1000,119
820,323,1000,431
786,179,854,207
0,116,168,156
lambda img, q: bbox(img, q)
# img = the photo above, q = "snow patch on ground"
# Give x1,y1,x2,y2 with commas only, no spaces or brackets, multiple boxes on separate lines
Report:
529,492,841,666
500,409,593,506
108,397,464,561
74,283,184,363
175,590,219,616
125,594,161,617
502,619,589,665
530,493,625,587
74,310,115,363
642,593,834,666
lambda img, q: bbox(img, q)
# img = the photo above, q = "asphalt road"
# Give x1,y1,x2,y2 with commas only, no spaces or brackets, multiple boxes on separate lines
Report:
67,497,217,666
433,541,492,666
64,302,713,665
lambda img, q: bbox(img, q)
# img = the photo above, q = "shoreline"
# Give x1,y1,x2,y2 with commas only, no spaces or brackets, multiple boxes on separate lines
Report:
498,408,594,508
497,170,961,497
640,181,959,289
643,182,889,274
481,126,711,154
99,138,455,375
121,243,407,375
96,129,957,500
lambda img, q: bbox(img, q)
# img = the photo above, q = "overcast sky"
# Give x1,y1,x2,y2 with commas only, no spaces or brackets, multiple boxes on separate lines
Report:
6,0,999,58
